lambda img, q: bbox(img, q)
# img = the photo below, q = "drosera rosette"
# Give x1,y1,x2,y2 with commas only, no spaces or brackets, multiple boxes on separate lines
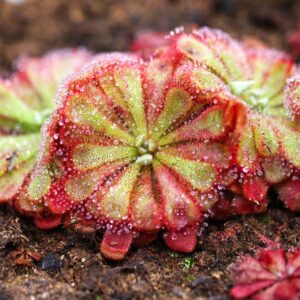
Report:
226,46,300,214
0,48,93,203
15,51,246,260
155,27,300,215
235,44,300,213
231,248,300,300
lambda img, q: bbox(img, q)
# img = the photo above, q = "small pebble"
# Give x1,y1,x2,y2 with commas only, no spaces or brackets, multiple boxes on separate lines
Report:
39,253,63,272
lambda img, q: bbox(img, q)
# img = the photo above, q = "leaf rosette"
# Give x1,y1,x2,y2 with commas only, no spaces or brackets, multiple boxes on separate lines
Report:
231,248,300,299
0,49,92,203
157,28,300,213
16,52,244,259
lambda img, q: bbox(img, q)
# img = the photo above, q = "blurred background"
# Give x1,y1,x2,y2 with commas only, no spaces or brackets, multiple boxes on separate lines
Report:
0,0,299,74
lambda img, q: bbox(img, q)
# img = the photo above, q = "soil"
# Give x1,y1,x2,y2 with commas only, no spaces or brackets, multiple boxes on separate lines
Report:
0,0,300,299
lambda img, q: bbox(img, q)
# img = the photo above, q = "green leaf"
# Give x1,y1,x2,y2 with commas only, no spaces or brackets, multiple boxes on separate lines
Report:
0,133,40,177
262,158,288,184
67,96,135,144
159,106,226,146
253,118,278,157
193,28,250,81
100,163,141,219
230,80,254,95
72,143,138,171
156,153,215,192
0,158,35,202
153,160,200,228
151,88,192,141
27,166,51,200
65,160,127,202
130,168,159,230
114,66,147,136
237,125,258,170
279,126,300,168
244,49,293,109
0,83,44,131
177,35,227,81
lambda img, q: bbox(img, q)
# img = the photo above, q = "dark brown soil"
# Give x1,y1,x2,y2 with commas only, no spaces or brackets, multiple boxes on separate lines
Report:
0,1,300,299
1,205,300,300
